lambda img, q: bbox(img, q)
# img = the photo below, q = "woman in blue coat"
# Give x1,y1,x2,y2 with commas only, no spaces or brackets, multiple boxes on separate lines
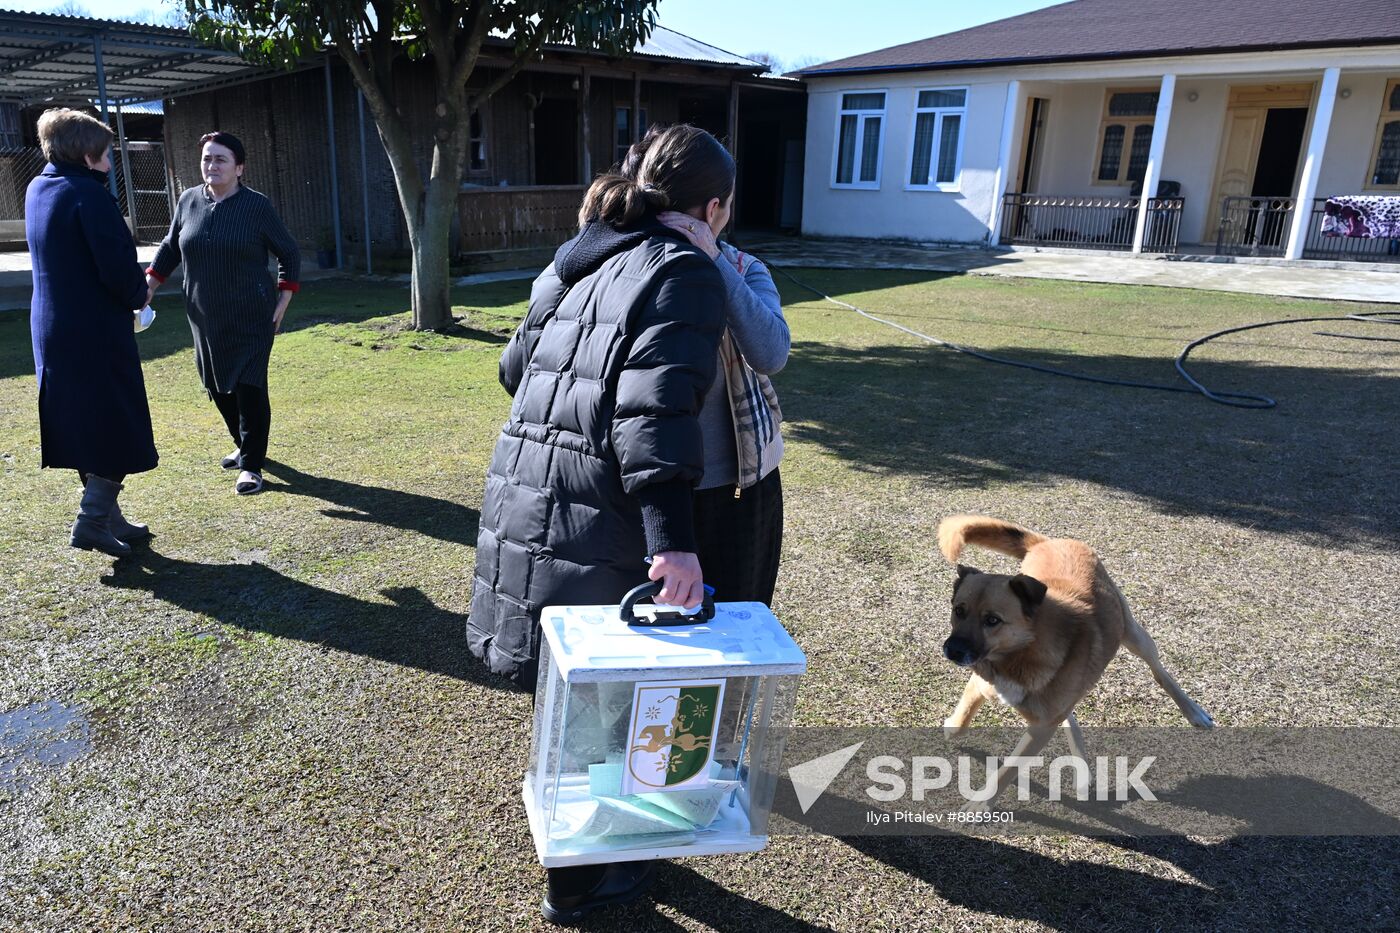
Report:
27,108,157,558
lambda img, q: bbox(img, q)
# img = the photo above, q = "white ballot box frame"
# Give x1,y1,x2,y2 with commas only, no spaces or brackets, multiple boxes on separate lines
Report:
524,599,806,868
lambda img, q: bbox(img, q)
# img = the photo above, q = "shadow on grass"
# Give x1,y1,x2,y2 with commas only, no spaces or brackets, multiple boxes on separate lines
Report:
100,548,513,690
0,279,529,381
783,339,1400,545
594,862,839,932
817,773,1398,930
261,459,479,547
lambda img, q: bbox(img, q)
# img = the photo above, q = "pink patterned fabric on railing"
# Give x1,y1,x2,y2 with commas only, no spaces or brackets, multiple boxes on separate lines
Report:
1321,196,1400,239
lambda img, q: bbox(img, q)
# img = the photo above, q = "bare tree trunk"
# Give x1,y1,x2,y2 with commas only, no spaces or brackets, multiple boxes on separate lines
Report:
333,18,546,331
409,180,457,330
337,45,464,331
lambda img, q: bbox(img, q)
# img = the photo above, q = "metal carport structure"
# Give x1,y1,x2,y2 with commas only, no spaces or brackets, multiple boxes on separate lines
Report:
0,11,340,256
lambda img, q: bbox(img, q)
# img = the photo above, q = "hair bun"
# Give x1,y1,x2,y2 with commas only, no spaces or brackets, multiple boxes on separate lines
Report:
639,183,671,210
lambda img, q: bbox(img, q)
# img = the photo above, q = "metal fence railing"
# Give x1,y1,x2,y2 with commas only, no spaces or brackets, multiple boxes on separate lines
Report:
0,142,172,245
999,193,1184,253
1305,198,1400,263
1213,196,1400,263
1214,196,1295,258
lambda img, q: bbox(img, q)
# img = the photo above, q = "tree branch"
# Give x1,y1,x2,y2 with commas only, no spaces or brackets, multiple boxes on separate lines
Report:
332,24,422,208
455,8,561,102
415,0,454,86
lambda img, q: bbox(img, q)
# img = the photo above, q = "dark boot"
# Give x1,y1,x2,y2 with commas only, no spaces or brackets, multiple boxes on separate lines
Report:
542,861,657,926
109,499,151,543
69,475,132,558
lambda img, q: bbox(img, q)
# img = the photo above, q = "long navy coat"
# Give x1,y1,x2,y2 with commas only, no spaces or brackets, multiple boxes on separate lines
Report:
28,161,157,477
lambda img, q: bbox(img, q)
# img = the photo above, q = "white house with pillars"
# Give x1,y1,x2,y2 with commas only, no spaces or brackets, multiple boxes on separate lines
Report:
794,0,1400,262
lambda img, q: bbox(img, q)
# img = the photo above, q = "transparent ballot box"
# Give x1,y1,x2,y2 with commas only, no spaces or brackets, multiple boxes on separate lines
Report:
525,583,807,867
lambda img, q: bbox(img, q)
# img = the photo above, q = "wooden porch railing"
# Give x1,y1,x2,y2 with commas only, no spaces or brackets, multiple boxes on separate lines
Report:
457,184,585,254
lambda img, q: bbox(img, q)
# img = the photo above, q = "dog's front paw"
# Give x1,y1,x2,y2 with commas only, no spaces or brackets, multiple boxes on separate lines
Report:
1187,705,1215,729
960,798,993,816
943,717,967,739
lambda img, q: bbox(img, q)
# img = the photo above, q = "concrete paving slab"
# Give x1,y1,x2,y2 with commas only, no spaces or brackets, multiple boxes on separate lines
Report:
733,235,1400,304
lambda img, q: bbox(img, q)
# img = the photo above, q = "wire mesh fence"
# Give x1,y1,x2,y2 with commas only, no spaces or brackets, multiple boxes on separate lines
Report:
0,141,172,244
112,141,173,242
0,146,46,241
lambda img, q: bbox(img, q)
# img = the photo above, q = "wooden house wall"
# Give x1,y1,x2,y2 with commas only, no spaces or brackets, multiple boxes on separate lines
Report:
163,56,789,258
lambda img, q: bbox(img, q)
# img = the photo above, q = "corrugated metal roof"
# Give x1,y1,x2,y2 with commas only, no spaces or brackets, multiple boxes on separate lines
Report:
530,25,763,70
798,0,1400,77
0,9,288,106
0,10,762,109
93,99,164,115
633,26,762,68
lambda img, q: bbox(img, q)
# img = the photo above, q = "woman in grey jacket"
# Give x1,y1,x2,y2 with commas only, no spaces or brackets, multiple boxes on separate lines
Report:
625,126,790,606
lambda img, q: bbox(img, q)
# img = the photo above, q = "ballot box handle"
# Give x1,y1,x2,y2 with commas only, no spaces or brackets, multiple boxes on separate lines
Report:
620,580,716,626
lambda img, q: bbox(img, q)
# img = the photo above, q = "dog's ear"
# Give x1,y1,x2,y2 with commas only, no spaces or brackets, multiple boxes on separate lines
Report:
953,564,982,593
1008,574,1047,613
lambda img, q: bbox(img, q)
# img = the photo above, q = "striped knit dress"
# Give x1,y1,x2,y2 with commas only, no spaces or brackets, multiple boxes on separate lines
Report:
149,184,301,393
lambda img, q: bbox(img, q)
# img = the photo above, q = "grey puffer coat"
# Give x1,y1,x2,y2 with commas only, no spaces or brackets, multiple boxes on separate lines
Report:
467,217,725,684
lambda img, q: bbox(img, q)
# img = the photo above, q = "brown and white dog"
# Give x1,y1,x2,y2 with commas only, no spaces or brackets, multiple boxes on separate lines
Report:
937,515,1212,801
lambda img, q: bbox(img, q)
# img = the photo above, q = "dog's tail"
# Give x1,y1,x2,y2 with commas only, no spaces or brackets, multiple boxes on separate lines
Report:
938,515,1047,563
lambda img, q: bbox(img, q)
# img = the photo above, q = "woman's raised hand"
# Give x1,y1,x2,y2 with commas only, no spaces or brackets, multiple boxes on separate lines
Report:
657,211,719,260
648,550,705,609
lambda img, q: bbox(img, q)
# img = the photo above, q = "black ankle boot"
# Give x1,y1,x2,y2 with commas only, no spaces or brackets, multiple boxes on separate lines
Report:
108,499,151,543
542,860,657,925
70,475,131,558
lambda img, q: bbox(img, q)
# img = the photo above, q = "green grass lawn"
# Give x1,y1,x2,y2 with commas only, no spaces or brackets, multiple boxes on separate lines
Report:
1,271,1397,930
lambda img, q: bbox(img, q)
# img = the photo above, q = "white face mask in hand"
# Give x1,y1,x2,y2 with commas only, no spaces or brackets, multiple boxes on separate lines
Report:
133,305,156,333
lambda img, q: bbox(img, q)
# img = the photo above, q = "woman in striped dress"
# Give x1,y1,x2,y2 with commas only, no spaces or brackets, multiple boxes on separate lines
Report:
146,132,300,495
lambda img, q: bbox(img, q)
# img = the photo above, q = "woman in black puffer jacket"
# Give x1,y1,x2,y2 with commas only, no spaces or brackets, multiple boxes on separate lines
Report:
466,125,732,923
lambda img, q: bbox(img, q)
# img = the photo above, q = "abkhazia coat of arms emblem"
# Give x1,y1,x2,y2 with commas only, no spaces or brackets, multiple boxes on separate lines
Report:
620,679,726,795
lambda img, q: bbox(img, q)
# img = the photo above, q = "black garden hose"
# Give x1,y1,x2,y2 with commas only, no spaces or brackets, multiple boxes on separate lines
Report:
767,262,1400,410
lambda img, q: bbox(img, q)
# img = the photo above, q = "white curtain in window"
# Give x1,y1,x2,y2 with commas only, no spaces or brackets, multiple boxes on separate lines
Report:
859,116,881,182
936,113,961,184
910,112,936,185
837,114,858,184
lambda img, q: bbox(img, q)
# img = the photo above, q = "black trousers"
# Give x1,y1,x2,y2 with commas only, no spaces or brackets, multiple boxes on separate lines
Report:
211,383,271,473
692,468,783,604
77,472,125,484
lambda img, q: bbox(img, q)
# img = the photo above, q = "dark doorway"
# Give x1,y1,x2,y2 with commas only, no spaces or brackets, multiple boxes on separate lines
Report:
738,118,781,228
1251,107,1308,196
534,97,578,185
1019,98,1048,193
678,94,727,140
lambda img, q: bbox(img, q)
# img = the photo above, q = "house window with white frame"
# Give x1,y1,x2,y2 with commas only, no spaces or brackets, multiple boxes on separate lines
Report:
833,91,886,188
908,88,967,190
1368,78,1400,188
1094,89,1158,185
